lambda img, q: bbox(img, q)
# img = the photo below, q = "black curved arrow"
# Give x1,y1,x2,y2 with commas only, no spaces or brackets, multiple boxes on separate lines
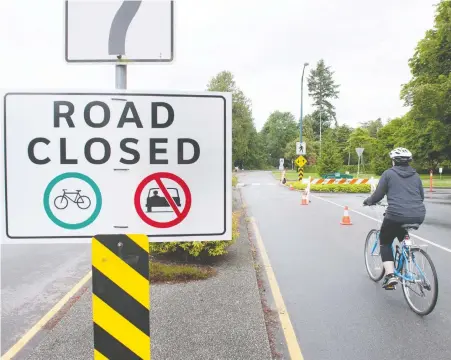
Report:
108,0,142,56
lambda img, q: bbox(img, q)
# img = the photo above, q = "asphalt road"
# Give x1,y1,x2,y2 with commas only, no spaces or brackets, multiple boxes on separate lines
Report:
239,171,451,360
0,243,91,355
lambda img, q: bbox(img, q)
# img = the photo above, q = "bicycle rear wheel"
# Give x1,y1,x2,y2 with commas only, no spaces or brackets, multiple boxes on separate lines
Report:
402,248,438,316
364,229,385,282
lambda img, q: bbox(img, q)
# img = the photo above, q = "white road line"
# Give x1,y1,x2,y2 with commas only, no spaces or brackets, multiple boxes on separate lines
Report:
311,194,451,254
251,183,261,186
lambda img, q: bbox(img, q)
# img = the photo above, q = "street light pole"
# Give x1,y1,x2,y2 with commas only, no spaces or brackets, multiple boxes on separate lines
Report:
300,62,309,143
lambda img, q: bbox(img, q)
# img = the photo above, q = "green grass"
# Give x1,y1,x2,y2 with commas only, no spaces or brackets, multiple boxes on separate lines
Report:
420,174,451,188
273,170,451,188
272,170,317,181
149,260,216,283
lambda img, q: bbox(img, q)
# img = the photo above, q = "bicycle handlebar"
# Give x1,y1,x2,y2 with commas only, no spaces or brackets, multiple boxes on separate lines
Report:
363,201,388,207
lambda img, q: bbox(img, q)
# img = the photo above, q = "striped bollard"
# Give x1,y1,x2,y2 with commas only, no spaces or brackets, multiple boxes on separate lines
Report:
92,234,150,360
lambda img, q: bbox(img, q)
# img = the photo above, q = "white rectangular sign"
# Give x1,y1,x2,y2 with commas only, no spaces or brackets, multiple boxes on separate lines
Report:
3,91,232,242
296,141,306,155
65,0,174,63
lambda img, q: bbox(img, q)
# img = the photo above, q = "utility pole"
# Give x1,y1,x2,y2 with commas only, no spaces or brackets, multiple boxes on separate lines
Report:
299,62,309,142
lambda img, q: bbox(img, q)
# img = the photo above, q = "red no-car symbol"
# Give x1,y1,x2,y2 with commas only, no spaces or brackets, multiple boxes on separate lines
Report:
134,172,192,228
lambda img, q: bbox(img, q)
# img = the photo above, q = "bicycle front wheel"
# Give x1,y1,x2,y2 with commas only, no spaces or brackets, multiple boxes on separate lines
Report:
402,248,438,316
364,229,385,282
77,195,91,210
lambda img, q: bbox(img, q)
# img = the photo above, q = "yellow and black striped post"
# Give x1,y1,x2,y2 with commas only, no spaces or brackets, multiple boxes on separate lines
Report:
297,166,304,181
92,234,150,360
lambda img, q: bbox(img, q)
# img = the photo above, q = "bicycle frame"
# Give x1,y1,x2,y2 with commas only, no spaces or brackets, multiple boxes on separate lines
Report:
62,190,81,203
371,231,427,283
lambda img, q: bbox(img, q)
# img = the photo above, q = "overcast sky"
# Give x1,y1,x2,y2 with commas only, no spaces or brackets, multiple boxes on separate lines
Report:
0,0,438,131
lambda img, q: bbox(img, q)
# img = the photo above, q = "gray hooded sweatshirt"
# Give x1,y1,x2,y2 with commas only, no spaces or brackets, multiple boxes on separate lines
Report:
366,165,426,223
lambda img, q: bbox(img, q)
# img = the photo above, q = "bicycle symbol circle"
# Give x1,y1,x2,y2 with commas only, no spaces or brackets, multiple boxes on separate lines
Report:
43,172,102,230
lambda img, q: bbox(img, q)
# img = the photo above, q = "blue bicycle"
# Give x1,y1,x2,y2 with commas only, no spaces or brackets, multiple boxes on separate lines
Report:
364,204,438,316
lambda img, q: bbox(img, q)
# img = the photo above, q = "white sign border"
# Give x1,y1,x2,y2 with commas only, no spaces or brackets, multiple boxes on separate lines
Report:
3,91,230,240
64,0,175,63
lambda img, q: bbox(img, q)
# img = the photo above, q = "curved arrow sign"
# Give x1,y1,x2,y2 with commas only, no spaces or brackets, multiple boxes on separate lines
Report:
109,0,142,56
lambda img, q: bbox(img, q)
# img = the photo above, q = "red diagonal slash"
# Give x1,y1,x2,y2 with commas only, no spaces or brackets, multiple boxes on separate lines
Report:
155,177,182,217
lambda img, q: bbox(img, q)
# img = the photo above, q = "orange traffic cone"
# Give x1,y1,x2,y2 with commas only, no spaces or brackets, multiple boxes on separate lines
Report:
289,184,294,191
301,191,309,205
340,206,352,225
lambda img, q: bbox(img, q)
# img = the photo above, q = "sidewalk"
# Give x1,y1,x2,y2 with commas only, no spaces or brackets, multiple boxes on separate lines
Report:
24,189,272,360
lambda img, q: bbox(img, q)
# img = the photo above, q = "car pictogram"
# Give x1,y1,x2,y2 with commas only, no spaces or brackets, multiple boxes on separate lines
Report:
146,187,181,213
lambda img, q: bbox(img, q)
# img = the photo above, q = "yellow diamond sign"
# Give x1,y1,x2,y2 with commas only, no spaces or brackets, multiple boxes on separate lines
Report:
295,155,307,168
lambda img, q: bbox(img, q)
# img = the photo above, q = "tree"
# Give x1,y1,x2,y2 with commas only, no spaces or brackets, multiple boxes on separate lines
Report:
345,127,377,172
400,0,451,164
371,141,392,175
317,131,343,174
207,71,265,169
260,111,298,166
360,118,383,138
307,59,340,142
333,124,353,164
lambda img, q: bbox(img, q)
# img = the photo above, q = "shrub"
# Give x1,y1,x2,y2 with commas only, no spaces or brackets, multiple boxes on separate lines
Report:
288,182,371,193
232,175,238,187
149,211,241,258
304,165,318,174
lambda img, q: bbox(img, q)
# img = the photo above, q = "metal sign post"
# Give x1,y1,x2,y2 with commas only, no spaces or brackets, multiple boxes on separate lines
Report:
116,59,127,90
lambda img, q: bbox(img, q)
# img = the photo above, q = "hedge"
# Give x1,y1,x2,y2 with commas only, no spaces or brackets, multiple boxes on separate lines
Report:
149,211,241,257
288,182,371,193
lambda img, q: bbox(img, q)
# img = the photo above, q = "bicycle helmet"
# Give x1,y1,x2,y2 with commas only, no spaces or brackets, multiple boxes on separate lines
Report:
389,147,412,164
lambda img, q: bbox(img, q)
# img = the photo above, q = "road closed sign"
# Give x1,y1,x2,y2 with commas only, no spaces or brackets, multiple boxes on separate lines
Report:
2,91,232,242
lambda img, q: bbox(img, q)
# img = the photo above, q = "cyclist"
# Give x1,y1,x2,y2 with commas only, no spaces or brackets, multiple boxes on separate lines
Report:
363,147,426,289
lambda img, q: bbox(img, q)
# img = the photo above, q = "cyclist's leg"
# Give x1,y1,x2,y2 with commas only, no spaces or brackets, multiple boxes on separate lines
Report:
395,225,408,242
379,218,399,288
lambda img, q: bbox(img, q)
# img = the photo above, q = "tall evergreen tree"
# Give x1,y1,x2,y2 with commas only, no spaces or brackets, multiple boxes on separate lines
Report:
307,59,340,155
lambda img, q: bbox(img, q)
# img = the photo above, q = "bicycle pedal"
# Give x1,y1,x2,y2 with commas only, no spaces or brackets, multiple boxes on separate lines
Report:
384,285,396,290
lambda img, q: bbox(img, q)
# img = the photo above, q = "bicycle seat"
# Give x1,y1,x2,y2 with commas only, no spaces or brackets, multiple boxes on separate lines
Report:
76,190,81,192
62,189,67,191
401,223,420,230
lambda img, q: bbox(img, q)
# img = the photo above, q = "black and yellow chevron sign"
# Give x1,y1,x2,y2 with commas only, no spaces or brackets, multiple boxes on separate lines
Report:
297,166,305,181
92,234,150,360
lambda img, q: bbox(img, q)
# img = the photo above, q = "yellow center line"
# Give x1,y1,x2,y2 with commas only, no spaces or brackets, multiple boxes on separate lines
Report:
250,217,305,360
1,271,92,360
